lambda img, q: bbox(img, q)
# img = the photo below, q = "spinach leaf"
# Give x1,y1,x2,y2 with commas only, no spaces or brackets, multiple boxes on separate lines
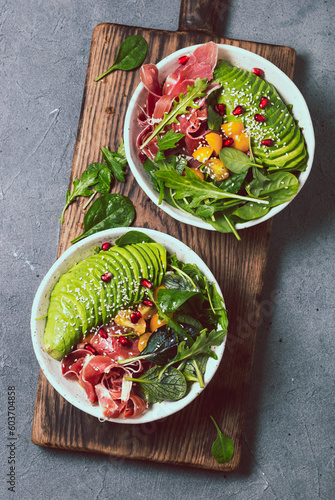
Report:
86,162,112,194
248,171,299,207
94,35,148,81
210,416,234,463
101,147,127,182
141,78,208,149
128,366,187,403
207,105,223,131
232,202,269,221
115,230,156,246
157,288,201,314
219,148,256,174
215,171,248,194
154,168,269,208
162,271,199,292
59,168,100,224
155,130,184,161
71,193,135,243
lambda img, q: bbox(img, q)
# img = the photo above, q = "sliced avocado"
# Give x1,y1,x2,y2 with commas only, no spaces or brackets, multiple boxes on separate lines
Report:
109,246,140,304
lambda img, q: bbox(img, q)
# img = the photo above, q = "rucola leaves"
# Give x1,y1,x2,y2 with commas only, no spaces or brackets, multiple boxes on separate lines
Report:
94,35,148,81
59,168,100,224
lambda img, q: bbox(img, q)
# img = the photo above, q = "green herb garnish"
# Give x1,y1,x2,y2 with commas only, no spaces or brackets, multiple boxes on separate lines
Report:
210,416,234,463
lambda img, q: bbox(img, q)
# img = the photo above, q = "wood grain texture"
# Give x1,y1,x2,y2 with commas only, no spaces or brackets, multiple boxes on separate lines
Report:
31,23,295,471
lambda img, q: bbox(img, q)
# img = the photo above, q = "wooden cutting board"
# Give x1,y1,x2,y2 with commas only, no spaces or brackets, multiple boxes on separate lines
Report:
31,0,296,471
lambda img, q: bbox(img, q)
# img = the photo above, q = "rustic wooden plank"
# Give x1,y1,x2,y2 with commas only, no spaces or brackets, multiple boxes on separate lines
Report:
31,23,295,471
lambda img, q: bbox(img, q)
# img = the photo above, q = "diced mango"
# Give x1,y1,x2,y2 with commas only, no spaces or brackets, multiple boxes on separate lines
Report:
153,285,165,302
206,133,223,155
138,332,153,352
137,303,157,320
192,146,213,163
231,132,249,152
150,313,166,333
221,121,244,137
204,158,229,181
114,310,146,335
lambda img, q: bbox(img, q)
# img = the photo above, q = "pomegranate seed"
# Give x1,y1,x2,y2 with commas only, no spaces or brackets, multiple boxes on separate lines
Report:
178,55,189,65
118,336,129,346
259,97,269,109
254,113,267,123
246,150,251,157
222,137,234,147
98,328,108,339
214,103,226,116
130,311,142,324
253,68,264,78
143,298,154,307
84,343,97,354
141,278,152,289
232,105,243,116
261,139,274,147
101,272,112,282
101,242,111,251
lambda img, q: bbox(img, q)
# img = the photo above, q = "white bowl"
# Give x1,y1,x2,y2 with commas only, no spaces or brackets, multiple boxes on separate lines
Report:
124,43,315,231
31,227,226,424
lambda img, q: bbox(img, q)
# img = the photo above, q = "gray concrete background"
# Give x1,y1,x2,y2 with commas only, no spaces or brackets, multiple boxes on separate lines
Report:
1,0,334,498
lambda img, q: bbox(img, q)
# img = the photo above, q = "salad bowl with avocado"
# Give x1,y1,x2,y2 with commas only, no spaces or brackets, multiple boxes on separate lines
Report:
31,228,227,423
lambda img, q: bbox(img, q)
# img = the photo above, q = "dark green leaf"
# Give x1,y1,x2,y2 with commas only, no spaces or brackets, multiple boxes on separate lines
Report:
162,271,200,292
219,148,254,174
157,288,201,314
94,35,148,81
232,202,270,220
86,162,111,194
207,105,223,131
183,355,209,387
155,130,184,161
143,158,161,191
115,230,156,246
210,416,234,463
215,172,248,194
71,193,135,243
249,171,299,207
131,366,187,403
59,168,100,224
101,147,127,182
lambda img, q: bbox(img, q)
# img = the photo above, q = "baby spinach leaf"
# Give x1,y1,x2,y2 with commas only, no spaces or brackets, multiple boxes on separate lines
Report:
71,193,135,243
215,171,248,194
128,366,187,403
232,202,270,220
207,105,223,131
101,147,127,182
219,148,255,174
94,35,148,81
162,271,199,292
86,162,112,194
210,416,234,463
141,78,208,149
157,288,201,314
115,230,156,246
59,168,100,224
250,171,299,207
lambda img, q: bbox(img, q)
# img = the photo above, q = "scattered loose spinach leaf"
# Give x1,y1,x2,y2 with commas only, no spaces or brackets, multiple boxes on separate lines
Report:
94,35,148,82
115,230,156,246
86,162,112,194
210,416,234,463
71,193,135,243
101,146,127,182
126,366,187,403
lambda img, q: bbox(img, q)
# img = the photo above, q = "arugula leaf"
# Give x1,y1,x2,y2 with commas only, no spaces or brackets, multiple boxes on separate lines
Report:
207,105,223,131
210,416,234,463
86,162,112,194
94,35,148,81
155,130,184,161
154,168,269,208
140,78,208,149
59,168,100,224
127,366,187,403
71,193,135,243
183,355,209,388
101,146,127,182
162,328,227,373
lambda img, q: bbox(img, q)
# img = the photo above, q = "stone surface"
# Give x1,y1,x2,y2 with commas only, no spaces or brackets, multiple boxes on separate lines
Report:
0,0,334,499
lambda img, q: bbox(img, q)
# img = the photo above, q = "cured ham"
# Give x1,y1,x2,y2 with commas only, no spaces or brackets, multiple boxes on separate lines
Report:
137,42,220,161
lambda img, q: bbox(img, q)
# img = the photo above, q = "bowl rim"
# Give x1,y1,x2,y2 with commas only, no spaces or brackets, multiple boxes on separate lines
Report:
124,42,315,231
31,227,226,424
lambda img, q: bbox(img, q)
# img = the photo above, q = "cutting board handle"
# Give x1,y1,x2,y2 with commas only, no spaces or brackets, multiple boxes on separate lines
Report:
178,0,224,35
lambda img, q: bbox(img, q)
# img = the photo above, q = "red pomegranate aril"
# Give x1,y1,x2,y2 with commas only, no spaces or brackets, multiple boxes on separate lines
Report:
261,139,274,147
254,113,267,123
259,97,269,109
253,67,264,78
214,103,226,116
141,278,152,289
118,336,129,346
130,311,142,324
178,55,189,65
232,105,243,116
246,150,251,157
222,137,234,147
84,343,97,354
101,242,111,251
101,272,112,283
143,298,154,307
98,328,108,339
